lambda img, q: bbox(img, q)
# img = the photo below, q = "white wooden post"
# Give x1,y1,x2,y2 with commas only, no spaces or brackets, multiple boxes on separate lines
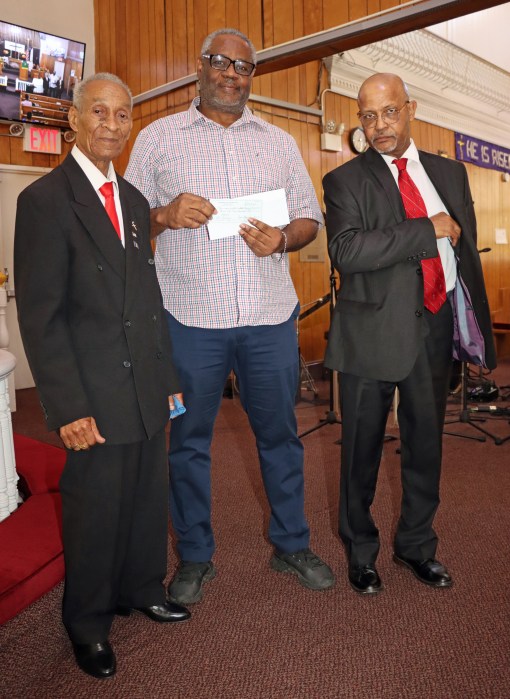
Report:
0,350,18,521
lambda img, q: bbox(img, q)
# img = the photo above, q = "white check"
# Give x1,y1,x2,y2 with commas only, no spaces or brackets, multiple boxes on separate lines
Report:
207,188,290,240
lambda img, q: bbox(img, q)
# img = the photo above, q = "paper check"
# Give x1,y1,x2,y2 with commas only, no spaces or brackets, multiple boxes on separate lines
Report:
207,189,290,240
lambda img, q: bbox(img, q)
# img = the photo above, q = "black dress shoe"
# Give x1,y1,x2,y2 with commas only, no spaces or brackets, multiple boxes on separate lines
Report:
348,564,383,594
72,641,116,679
393,554,453,588
116,601,191,622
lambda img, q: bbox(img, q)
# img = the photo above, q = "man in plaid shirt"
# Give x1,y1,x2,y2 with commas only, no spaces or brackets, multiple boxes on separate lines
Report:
126,28,334,604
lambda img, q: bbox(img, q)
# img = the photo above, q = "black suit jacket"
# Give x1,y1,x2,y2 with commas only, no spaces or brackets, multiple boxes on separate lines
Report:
323,147,496,381
14,153,180,444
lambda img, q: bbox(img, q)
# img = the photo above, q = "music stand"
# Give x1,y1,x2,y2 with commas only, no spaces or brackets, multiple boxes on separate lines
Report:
299,266,342,439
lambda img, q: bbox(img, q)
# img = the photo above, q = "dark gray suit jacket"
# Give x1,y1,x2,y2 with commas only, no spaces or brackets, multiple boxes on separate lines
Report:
323,147,496,381
14,153,180,444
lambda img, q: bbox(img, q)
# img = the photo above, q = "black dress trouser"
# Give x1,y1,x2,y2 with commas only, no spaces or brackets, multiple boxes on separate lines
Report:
59,430,168,643
339,300,454,567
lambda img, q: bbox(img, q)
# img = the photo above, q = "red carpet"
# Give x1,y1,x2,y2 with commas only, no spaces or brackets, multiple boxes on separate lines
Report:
0,435,66,625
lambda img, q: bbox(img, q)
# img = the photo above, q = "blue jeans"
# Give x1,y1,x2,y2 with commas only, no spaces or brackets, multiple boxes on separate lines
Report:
166,309,310,561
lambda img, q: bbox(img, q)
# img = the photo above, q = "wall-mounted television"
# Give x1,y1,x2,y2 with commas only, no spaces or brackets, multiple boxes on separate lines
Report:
0,20,86,130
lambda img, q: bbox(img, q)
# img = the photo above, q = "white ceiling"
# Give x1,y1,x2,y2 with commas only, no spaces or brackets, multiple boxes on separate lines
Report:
428,3,510,74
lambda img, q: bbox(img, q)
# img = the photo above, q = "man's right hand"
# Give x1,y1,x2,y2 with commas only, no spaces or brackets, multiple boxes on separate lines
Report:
151,194,216,237
430,212,461,246
59,417,106,451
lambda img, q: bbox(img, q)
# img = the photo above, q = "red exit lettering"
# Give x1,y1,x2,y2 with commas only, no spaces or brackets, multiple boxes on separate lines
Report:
24,127,61,154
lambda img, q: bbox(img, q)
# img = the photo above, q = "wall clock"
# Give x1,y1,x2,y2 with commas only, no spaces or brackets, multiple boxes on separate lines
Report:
349,127,368,154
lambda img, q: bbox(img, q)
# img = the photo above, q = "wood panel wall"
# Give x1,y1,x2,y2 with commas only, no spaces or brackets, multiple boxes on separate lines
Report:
2,0,509,364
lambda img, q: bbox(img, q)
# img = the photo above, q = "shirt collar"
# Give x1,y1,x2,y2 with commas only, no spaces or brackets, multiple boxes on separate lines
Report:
182,96,268,131
71,145,118,193
380,138,420,168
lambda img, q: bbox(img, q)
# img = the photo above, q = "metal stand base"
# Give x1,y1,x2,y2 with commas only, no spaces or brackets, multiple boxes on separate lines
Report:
444,362,508,445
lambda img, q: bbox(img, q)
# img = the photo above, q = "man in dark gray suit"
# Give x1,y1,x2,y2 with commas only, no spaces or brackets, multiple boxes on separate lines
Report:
14,73,190,679
323,73,495,595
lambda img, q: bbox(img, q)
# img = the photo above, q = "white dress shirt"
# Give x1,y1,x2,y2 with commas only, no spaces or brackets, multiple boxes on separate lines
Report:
71,145,125,247
381,139,456,292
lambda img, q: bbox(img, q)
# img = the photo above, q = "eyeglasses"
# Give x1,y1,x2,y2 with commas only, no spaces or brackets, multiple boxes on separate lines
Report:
201,54,256,77
357,101,410,128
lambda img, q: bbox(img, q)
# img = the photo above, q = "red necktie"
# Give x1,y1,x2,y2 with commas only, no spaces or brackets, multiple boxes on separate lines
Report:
99,182,121,240
393,158,446,313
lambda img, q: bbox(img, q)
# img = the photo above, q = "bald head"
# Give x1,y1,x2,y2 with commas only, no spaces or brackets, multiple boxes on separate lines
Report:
356,73,415,158
358,73,409,105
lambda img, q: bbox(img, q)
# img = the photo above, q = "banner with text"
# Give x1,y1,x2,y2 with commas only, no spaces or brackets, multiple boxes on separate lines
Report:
455,133,510,174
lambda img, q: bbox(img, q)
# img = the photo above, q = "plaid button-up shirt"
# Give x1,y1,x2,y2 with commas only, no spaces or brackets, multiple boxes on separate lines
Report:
125,98,323,328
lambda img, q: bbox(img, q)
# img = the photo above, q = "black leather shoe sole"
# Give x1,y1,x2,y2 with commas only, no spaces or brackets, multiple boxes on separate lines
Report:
72,641,116,679
393,554,453,588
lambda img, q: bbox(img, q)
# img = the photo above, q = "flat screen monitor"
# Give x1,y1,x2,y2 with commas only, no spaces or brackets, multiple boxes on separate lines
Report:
0,20,86,130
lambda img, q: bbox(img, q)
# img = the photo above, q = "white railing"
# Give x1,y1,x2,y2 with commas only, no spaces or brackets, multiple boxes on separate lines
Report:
0,350,18,521
15,79,30,92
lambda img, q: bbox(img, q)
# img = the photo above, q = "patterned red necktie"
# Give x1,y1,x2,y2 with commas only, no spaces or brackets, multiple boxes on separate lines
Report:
393,158,446,313
99,182,121,239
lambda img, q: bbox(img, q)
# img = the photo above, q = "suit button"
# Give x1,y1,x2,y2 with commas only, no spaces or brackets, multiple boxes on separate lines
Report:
416,268,423,276
97,264,103,271
421,250,427,256
415,310,423,317
123,360,131,368
124,320,131,327
148,258,155,265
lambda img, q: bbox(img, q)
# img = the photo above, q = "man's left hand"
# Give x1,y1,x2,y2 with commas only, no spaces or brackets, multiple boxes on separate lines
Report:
239,218,283,257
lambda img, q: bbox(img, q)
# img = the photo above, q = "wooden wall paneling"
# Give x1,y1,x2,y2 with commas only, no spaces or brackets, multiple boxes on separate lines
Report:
272,0,295,45
303,0,324,35
246,0,263,49
154,0,169,117
367,0,382,15
225,0,240,32
262,1,274,47
0,126,11,163
206,0,227,36
322,0,349,28
138,1,152,128
349,0,369,22
125,1,141,97
93,0,110,72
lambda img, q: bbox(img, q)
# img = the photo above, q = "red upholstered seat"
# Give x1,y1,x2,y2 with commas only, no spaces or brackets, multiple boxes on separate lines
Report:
0,493,64,625
13,433,65,495
0,435,66,625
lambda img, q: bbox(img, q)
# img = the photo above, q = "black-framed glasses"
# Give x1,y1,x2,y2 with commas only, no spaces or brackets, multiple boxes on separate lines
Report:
201,53,256,77
357,101,410,128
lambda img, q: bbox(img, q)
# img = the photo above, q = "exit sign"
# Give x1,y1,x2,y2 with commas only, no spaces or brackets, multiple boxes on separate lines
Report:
23,126,62,155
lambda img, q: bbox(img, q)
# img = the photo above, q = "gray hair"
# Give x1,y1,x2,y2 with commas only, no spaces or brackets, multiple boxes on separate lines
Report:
201,28,257,65
73,72,133,111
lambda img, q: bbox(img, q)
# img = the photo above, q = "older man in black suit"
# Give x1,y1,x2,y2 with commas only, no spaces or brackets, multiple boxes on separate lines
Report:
323,73,495,595
14,73,190,679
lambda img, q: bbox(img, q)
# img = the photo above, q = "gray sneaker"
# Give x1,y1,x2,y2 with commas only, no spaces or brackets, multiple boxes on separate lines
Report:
167,561,216,604
270,548,335,590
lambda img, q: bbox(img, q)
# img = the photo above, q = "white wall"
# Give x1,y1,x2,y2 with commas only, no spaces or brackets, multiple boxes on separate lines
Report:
1,1,95,78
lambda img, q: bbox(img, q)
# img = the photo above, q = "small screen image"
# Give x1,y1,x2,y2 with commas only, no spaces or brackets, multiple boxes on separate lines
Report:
0,20,86,130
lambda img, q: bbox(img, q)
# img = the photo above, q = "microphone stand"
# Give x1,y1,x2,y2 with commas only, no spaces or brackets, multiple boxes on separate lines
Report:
299,265,342,439
443,361,503,443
